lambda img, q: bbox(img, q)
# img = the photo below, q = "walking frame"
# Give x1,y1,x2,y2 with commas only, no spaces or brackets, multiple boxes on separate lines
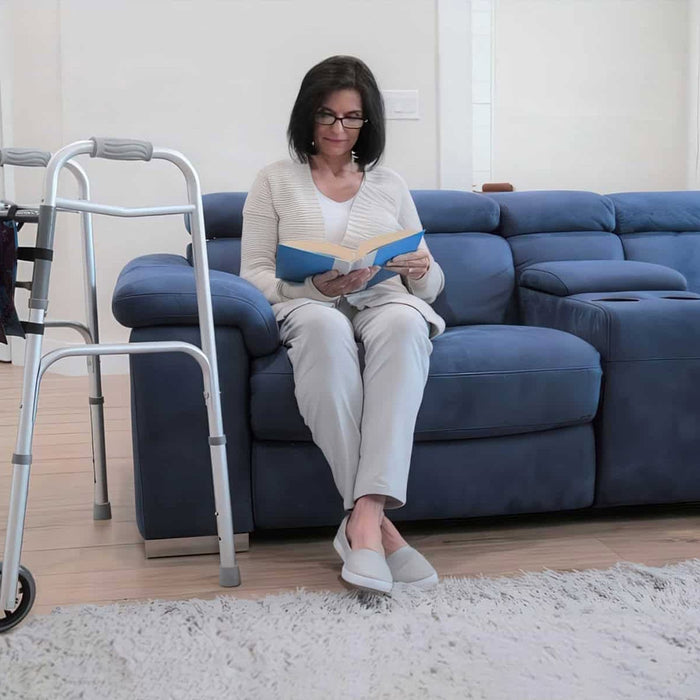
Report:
0,138,241,632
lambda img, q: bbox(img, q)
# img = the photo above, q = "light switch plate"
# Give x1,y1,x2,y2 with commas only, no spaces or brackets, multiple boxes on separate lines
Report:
382,90,420,120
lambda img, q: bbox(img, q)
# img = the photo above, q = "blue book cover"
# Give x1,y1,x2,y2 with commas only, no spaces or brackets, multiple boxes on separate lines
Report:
276,229,425,286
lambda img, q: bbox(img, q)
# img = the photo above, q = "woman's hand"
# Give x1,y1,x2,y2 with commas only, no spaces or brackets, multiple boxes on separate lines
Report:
384,250,431,280
312,266,381,296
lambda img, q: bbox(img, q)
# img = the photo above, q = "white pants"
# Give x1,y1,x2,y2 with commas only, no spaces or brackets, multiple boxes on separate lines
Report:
279,298,433,512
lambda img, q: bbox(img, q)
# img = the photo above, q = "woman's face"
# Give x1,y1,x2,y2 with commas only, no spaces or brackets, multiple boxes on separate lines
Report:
313,88,364,161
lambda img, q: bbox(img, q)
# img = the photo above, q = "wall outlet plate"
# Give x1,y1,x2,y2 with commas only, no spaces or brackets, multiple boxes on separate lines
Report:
382,90,420,120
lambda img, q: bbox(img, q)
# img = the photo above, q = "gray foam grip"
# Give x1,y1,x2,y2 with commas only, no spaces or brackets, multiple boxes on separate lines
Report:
90,137,154,161
0,148,51,167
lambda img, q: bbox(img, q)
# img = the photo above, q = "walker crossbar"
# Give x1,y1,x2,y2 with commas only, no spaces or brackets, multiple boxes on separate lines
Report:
0,139,240,630
54,198,195,218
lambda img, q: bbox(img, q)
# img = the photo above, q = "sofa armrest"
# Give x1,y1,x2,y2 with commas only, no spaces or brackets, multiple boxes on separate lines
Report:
519,260,687,296
112,253,279,357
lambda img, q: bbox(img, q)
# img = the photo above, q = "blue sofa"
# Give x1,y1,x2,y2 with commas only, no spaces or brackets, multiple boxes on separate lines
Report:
112,188,700,553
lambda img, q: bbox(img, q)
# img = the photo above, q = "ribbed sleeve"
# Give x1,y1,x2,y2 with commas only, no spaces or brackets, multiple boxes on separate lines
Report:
394,171,445,304
240,166,338,304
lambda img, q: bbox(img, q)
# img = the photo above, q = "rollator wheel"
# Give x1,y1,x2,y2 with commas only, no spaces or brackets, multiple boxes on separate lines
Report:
0,563,36,633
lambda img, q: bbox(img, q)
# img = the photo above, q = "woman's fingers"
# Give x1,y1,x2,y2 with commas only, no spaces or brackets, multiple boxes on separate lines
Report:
385,252,430,274
385,252,430,279
388,252,429,264
314,266,381,296
342,268,372,292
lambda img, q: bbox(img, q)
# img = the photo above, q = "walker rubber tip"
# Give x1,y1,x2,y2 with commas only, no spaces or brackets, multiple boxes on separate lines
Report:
220,565,241,587
93,502,112,520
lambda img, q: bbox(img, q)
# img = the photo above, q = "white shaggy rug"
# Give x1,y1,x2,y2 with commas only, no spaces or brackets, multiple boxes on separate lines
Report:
1,559,699,700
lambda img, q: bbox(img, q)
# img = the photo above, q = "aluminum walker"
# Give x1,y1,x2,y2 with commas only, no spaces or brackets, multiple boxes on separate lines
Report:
0,138,241,632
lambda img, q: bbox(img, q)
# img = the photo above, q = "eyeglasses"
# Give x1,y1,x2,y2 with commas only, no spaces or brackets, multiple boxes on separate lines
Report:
314,112,368,129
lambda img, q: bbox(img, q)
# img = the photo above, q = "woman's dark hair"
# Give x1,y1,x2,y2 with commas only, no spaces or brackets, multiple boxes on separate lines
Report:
287,55,385,170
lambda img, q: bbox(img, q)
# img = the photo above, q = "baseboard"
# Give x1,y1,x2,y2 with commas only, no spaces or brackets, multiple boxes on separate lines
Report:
144,533,250,559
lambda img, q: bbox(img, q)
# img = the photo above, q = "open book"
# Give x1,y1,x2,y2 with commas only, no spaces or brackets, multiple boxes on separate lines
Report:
276,229,425,288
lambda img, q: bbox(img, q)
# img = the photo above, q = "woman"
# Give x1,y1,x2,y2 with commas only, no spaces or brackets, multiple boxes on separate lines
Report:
241,55,446,595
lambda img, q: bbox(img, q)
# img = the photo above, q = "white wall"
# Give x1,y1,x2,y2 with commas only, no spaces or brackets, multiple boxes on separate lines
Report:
492,0,689,192
0,0,15,363
9,0,439,372
688,0,700,187
5,0,697,374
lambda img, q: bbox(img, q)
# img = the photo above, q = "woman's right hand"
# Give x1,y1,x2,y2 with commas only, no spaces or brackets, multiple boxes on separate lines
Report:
312,266,380,297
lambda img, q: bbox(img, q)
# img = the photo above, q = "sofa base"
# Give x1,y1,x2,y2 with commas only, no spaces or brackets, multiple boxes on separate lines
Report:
252,423,597,529
144,533,250,559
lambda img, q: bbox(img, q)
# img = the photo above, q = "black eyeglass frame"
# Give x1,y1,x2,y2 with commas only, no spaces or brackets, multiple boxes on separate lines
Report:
313,111,369,129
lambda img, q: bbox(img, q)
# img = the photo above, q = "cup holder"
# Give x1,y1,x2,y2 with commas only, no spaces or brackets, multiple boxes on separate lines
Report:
594,298,639,302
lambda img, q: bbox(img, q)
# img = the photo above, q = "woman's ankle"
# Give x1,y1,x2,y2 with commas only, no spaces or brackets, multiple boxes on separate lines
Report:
349,495,386,525
380,515,408,555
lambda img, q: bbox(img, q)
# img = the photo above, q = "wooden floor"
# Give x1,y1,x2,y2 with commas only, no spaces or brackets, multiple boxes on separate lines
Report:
0,362,698,621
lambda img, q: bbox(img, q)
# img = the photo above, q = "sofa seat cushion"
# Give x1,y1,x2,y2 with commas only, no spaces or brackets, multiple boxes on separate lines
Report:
250,324,601,442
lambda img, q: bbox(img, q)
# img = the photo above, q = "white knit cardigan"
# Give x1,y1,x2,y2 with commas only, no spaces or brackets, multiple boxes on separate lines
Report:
240,159,446,338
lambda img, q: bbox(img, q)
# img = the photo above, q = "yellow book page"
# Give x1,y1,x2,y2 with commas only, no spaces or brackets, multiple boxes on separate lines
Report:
282,240,357,262
284,229,418,262
355,229,419,257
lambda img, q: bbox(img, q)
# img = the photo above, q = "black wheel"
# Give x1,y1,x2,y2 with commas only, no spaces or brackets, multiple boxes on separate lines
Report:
0,562,36,633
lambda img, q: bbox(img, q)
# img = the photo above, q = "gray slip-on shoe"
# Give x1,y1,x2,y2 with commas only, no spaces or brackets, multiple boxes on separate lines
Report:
333,514,393,595
385,545,439,589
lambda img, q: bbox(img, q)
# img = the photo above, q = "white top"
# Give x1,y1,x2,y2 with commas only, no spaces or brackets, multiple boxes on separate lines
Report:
241,159,446,337
314,186,356,244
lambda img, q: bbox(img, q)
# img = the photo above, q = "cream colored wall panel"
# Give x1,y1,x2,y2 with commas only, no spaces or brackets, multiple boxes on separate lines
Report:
493,0,689,191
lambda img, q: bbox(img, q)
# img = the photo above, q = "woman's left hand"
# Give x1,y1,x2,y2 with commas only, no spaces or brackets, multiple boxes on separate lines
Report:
384,250,431,280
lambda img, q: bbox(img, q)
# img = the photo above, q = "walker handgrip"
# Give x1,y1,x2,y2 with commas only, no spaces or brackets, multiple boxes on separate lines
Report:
0,149,51,167
90,138,154,161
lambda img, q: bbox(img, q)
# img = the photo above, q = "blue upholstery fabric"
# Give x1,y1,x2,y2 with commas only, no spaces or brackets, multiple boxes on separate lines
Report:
520,260,687,296
187,239,242,276
606,192,700,294
519,289,700,361
251,424,596,528
519,287,700,506
411,190,500,233
129,325,254,540
484,191,616,238
112,253,279,357
507,231,625,274
618,233,700,294
412,190,514,325
194,192,247,239
250,324,601,441
484,192,621,276
608,191,700,234
427,234,514,325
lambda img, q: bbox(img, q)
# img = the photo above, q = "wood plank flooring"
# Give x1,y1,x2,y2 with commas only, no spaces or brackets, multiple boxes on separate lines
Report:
0,363,697,622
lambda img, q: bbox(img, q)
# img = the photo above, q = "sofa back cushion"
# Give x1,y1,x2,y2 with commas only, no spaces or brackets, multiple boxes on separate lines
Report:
185,192,245,275
193,189,515,327
411,190,513,325
484,191,622,276
607,191,700,294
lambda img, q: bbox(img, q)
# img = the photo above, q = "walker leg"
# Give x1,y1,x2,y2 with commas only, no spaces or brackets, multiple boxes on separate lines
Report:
206,427,240,587
0,203,55,614
0,334,43,613
79,206,111,520
189,187,240,587
87,355,111,520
